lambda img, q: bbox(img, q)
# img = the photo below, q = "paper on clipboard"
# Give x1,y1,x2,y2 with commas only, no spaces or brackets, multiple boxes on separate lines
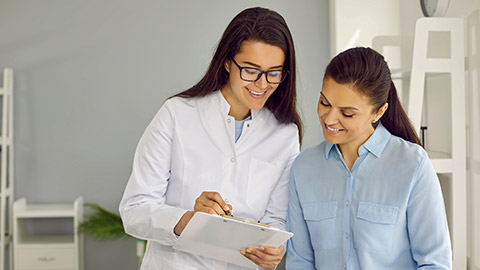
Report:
173,212,293,269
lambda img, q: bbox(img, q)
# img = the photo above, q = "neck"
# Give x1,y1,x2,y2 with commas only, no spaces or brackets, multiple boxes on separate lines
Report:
338,144,359,170
220,87,250,120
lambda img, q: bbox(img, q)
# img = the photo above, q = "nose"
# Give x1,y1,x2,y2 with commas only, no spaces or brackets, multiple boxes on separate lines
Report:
319,106,339,126
254,73,269,90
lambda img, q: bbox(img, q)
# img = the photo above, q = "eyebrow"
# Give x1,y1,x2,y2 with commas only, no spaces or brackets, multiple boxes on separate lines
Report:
320,92,359,111
242,61,284,70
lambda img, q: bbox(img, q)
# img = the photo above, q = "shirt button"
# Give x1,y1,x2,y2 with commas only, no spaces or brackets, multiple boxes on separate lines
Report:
227,119,232,123
231,157,235,162
345,232,349,239
345,200,350,206
344,263,347,269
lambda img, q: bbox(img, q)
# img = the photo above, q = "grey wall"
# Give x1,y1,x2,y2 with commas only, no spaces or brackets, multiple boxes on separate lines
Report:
0,1,329,269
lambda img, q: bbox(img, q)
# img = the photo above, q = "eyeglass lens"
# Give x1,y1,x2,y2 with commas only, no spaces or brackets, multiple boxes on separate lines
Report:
241,68,286,83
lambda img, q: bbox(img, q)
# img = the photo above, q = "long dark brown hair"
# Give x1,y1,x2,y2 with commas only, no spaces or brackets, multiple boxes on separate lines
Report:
172,7,303,143
324,47,421,145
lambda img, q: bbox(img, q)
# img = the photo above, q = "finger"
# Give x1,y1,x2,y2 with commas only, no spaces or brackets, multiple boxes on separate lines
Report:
257,245,284,255
195,192,227,214
240,249,277,269
195,200,225,215
248,247,282,262
203,192,230,212
227,203,233,213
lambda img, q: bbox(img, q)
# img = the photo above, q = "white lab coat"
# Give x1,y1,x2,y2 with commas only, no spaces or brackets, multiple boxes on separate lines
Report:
119,90,299,270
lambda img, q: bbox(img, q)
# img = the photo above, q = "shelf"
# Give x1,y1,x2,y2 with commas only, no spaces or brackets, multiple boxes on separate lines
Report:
17,235,74,246
0,188,13,197
15,204,76,218
13,197,83,270
0,137,12,145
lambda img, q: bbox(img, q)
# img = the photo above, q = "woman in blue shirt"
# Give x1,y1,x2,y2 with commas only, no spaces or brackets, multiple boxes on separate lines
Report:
286,47,452,269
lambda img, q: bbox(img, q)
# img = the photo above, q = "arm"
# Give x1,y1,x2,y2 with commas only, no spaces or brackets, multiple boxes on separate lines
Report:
285,168,316,269
119,100,186,246
407,154,452,269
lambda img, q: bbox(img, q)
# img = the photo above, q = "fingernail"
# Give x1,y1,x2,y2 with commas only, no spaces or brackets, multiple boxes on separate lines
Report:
246,248,252,253
224,205,229,211
240,250,245,255
259,246,265,250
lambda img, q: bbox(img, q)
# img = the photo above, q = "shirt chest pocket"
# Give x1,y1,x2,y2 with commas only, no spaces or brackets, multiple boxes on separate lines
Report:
302,202,337,250
246,159,283,215
354,201,399,254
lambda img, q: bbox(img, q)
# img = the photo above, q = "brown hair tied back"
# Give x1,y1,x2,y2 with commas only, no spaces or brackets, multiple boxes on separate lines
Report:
324,47,421,146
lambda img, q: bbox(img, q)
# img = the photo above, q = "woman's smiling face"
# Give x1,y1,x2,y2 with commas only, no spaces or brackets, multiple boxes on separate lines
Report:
221,40,285,120
318,77,386,152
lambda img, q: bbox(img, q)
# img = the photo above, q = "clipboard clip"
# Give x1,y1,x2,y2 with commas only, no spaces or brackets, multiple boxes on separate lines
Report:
220,214,271,228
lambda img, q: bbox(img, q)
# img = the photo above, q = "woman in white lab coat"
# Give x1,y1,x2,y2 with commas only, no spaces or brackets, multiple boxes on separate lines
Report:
119,7,302,270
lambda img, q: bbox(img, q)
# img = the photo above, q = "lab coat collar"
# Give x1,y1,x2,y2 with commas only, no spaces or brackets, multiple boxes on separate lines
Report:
213,90,263,122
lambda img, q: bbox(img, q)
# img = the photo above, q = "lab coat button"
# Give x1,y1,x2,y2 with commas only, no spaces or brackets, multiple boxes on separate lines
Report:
231,157,235,162
227,119,232,123
246,123,250,127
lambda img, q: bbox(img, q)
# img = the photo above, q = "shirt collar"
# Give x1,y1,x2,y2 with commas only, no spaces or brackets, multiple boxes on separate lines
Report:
214,90,262,120
324,123,391,159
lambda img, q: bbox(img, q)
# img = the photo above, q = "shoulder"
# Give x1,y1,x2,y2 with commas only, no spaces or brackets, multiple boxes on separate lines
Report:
163,95,198,109
384,135,428,167
258,108,298,134
292,142,327,170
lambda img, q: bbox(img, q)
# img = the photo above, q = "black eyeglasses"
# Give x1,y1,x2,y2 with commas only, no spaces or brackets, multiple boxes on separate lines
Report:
230,58,288,84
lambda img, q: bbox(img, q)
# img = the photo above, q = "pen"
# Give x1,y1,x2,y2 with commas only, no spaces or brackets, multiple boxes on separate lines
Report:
225,208,234,217
224,198,233,217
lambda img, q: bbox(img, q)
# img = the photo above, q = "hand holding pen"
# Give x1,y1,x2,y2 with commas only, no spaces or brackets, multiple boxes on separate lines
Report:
174,191,232,235
194,191,233,216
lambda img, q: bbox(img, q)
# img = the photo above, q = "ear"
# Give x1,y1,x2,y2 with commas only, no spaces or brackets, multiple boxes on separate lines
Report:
373,102,388,122
224,59,231,73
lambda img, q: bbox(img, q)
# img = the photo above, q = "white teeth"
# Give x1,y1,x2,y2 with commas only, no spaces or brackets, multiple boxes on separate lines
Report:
327,125,340,132
247,89,265,95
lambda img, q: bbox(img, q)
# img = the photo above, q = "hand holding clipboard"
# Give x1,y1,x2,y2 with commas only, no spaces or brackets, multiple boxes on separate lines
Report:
173,212,293,269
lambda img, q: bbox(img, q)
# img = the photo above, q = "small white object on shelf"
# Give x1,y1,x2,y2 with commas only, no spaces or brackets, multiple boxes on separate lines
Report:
13,197,83,270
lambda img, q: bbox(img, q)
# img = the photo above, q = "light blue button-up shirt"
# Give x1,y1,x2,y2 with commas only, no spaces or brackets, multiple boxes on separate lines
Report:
286,124,451,270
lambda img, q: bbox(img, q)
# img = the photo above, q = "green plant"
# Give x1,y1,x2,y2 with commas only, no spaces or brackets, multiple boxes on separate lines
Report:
78,203,129,240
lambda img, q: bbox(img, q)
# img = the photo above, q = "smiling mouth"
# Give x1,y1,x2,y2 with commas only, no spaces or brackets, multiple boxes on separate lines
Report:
246,87,266,97
325,124,342,132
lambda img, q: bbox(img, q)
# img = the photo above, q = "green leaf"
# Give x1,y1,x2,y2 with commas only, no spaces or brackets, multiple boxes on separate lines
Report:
78,203,130,240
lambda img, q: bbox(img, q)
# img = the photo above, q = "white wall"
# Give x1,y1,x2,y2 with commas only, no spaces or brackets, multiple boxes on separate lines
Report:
329,0,407,102
0,1,330,269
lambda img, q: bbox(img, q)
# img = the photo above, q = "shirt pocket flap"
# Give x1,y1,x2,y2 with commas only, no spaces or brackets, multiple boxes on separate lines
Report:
357,202,399,225
303,201,338,221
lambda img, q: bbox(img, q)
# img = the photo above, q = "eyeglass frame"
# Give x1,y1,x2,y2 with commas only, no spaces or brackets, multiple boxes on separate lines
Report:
230,57,289,84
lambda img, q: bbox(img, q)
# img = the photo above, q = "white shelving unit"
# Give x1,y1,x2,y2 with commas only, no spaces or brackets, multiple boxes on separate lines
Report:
0,68,14,270
13,197,83,270
408,18,467,270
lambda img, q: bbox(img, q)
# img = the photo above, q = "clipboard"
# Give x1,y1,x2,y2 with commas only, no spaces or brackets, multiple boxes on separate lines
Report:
173,212,293,269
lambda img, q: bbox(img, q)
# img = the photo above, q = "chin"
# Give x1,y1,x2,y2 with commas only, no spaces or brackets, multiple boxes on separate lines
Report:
249,101,267,111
